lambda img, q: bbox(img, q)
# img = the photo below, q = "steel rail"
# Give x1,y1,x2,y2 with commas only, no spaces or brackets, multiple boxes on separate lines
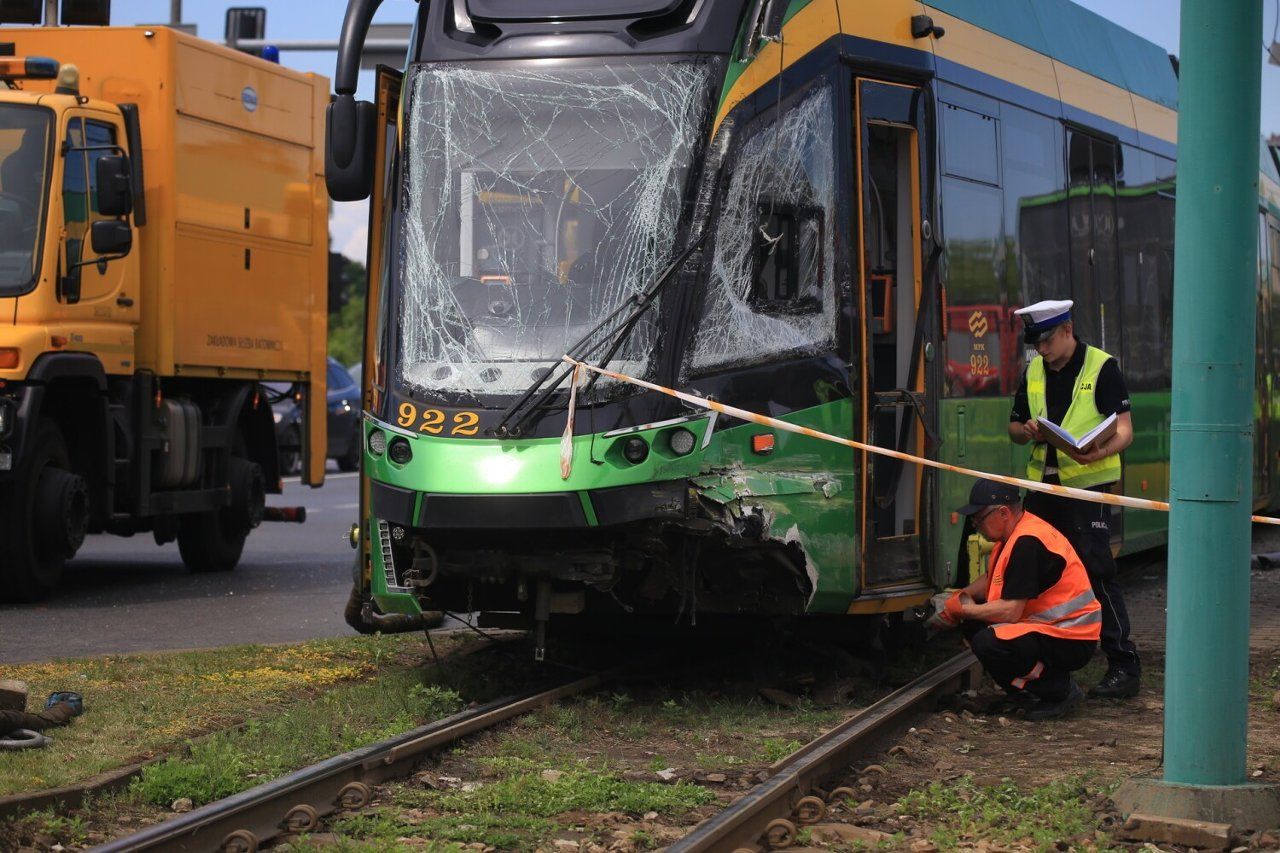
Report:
669,651,980,853
91,673,602,853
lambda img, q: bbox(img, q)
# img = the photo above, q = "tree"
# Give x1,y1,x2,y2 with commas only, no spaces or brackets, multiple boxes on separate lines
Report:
328,255,367,367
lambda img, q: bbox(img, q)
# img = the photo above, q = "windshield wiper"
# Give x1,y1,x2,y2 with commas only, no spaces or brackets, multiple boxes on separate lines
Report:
493,229,709,437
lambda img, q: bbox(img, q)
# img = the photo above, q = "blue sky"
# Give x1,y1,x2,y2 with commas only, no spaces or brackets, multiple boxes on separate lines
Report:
114,0,1280,261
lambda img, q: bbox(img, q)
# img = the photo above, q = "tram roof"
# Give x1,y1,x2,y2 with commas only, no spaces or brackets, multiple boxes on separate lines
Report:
924,0,1178,110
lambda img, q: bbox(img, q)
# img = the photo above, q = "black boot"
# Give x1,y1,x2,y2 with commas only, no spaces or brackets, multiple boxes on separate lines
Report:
1026,681,1085,721
1091,668,1140,699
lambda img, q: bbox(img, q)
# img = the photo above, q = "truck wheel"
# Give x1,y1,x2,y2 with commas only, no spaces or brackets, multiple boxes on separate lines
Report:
0,420,89,602
178,457,265,573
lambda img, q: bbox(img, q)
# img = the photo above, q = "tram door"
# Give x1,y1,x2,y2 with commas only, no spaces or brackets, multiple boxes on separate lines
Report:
855,79,937,589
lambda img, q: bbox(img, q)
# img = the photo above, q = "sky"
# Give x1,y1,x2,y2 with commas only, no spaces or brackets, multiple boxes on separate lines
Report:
109,0,1280,262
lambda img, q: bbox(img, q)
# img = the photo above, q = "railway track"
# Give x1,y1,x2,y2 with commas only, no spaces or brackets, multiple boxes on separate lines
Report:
15,643,973,852
670,651,981,853
90,673,604,853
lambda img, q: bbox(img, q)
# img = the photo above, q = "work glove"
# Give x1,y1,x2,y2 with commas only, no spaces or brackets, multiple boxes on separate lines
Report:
925,591,964,632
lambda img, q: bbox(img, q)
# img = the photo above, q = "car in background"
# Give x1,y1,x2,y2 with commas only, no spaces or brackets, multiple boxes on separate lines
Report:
267,357,362,475
347,362,362,389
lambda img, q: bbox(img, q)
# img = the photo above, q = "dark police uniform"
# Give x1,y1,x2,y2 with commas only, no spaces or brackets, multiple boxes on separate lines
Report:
1009,338,1141,682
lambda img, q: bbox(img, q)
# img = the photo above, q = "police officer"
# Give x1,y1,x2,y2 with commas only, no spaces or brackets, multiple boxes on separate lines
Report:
1007,299,1141,699
933,479,1101,720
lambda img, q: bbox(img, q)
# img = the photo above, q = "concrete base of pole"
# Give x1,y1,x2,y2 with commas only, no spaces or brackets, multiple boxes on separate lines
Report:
1113,777,1280,832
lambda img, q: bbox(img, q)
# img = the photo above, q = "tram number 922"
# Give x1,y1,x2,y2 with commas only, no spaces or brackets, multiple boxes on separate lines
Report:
969,352,992,376
397,402,480,436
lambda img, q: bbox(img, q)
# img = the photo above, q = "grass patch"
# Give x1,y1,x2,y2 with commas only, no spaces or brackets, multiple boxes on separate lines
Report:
131,678,464,806
0,807,91,849
0,633,446,797
436,769,715,816
448,686,844,787
341,770,715,851
315,811,553,852
899,776,1102,851
760,738,803,763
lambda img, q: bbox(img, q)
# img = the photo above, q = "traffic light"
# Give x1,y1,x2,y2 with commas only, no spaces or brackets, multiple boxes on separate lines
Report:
226,7,266,56
0,0,41,25
0,0,110,25
60,0,110,26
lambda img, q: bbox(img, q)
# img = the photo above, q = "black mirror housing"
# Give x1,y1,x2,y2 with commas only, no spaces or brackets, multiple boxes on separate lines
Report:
325,95,377,202
90,218,131,256
95,155,133,217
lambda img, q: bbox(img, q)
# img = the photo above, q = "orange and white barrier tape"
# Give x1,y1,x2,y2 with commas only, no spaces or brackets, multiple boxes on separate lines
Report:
562,356,1280,526
560,361,584,479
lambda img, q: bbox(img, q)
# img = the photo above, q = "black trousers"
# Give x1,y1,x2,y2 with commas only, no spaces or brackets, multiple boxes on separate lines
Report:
1025,485,1142,676
963,622,1096,702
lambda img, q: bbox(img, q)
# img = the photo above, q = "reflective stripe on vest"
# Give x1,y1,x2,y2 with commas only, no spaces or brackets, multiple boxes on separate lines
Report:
987,512,1102,642
1025,345,1122,489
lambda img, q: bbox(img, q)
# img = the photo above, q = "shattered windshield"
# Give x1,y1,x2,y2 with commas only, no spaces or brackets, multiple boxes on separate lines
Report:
0,104,52,294
690,84,837,372
396,58,718,398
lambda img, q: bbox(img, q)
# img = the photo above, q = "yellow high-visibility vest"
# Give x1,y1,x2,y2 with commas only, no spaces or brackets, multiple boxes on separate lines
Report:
1025,345,1122,489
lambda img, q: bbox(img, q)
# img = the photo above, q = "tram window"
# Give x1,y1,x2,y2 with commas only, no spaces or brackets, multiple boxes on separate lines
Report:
942,103,999,187
940,176,1005,398
690,84,836,373
1118,145,1172,391
1001,107,1065,310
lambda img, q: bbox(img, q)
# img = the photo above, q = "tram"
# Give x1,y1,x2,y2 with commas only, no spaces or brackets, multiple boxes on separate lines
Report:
326,0,1280,647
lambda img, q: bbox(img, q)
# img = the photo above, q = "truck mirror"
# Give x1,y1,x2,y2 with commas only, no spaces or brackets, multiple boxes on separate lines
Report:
95,155,133,217
325,94,376,202
90,218,132,256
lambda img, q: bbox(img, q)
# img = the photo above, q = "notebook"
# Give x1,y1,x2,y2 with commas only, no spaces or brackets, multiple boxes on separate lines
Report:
1034,412,1118,454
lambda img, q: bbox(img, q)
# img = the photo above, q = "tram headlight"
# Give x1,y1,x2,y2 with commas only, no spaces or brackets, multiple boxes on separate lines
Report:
622,437,649,464
388,437,413,465
667,428,696,456
368,429,387,456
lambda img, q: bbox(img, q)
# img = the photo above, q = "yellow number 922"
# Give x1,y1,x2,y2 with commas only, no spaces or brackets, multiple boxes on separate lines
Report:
396,402,480,436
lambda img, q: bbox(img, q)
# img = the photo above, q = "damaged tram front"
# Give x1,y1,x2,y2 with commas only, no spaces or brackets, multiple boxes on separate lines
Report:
328,0,944,647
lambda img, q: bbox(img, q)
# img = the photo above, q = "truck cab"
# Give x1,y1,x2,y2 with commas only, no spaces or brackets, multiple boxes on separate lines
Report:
0,30,329,602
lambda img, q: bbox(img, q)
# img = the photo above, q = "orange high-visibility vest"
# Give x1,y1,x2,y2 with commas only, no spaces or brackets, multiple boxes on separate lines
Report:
986,512,1101,642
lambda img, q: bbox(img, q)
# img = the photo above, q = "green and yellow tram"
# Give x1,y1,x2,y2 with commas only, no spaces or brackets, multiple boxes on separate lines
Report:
326,0,1280,648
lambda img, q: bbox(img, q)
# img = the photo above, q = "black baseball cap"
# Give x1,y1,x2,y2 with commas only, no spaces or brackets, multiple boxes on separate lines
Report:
957,479,1021,515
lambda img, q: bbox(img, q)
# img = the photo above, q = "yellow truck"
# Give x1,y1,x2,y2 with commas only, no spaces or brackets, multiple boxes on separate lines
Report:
0,26,329,601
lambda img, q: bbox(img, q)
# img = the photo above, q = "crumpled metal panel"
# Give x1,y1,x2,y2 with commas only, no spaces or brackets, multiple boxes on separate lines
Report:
692,468,843,505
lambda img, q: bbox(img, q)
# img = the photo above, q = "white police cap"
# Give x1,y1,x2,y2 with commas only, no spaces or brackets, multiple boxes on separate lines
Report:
1013,299,1073,343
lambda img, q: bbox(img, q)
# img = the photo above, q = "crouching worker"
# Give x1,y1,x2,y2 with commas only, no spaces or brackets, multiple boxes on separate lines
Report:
931,479,1101,720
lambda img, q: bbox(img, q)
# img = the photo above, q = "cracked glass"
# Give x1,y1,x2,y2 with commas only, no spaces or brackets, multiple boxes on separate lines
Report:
690,84,837,372
395,59,718,399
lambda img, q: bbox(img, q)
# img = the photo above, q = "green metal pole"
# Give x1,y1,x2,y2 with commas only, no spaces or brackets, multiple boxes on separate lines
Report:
1165,0,1262,785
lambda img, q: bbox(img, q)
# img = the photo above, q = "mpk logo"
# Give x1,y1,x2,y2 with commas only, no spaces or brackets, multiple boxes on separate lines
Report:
968,311,989,338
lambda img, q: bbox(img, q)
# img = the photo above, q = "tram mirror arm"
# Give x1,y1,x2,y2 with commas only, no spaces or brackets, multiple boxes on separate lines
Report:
326,0,384,201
